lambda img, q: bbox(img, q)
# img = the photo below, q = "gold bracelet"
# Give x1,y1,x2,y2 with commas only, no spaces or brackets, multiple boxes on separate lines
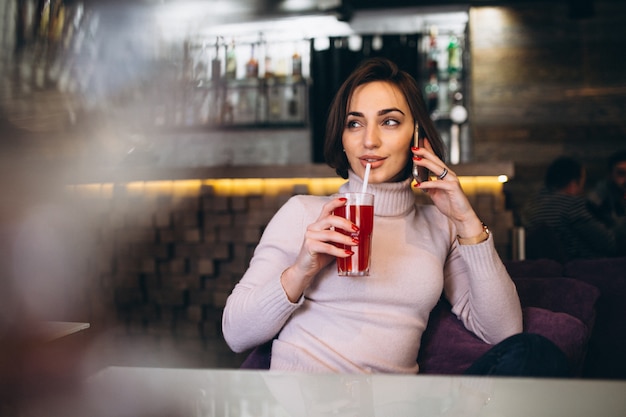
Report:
457,223,490,245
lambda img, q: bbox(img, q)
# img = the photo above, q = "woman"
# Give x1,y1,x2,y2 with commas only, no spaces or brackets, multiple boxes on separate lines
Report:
222,57,524,374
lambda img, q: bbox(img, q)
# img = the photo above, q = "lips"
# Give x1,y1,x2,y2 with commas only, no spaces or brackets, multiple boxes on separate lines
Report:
359,156,385,169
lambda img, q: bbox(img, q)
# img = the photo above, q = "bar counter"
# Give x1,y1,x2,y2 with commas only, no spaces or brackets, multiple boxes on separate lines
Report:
67,162,514,183
66,162,514,207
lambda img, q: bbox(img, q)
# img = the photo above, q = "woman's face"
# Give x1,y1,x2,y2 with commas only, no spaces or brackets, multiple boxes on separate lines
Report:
342,81,414,184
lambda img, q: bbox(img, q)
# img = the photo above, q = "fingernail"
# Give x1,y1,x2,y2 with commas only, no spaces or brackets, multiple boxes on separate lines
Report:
411,146,418,151
351,224,359,232
414,182,421,187
339,197,347,202
413,156,422,161
345,250,354,255
351,237,359,245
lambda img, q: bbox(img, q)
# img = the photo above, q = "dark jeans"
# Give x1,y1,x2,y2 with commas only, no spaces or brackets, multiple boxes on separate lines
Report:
464,333,570,377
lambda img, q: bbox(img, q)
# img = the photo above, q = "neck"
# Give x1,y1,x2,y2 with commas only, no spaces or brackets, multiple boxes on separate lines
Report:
343,171,415,217
560,180,582,196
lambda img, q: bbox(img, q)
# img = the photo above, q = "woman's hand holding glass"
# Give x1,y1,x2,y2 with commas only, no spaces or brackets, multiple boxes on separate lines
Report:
280,197,358,302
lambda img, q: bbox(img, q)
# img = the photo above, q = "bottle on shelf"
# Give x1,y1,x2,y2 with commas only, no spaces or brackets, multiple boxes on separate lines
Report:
447,35,461,76
427,26,439,77
257,82,268,123
269,85,281,121
49,0,66,43
261,34,274,79
447,75,459,108
425,73,439,115
182,40,193,83
225,39,237,80
222,97,234,124
287,85,297,118
291,47,302,79
237,88,256,123
211,37,222,83
194,43,208,85
264,49,274,79
37,0,51,39
245,44,259,79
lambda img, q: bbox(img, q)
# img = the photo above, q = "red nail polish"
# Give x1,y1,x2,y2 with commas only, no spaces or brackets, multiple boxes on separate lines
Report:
345,250,354,255
411,146,418,151
414,182,421,187
352,237,359,244
413,156,422,161
338,197,347,202
351,224,359,232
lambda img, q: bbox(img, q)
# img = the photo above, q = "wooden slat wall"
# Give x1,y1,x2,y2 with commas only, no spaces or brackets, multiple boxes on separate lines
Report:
469,1,626,222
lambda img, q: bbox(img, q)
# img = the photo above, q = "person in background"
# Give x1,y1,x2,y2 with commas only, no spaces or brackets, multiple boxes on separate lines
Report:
587,150,626,256
223,57,568,376
587,150,626,228
523,156,618,261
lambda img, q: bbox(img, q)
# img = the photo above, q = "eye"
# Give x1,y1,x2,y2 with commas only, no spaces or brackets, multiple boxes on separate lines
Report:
346,119,362,129
382,118,400,127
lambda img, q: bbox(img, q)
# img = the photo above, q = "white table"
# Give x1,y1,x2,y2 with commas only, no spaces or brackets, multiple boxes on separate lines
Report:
20,366,626,416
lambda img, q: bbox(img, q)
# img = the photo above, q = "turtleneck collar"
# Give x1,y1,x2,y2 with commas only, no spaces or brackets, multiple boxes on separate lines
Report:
338,170,416,217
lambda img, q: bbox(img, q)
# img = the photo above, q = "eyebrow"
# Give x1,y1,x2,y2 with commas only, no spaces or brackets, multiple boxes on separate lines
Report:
347,108,406,117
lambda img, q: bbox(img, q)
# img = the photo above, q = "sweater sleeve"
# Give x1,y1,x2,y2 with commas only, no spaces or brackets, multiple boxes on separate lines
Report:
221,196,314,353
443,233,523,345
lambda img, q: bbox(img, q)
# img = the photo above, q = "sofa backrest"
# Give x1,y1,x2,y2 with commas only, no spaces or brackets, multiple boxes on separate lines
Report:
512,276,600,329
504,259,563,278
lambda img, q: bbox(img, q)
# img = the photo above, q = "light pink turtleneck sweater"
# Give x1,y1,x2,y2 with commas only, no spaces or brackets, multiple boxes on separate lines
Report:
222,172,522,373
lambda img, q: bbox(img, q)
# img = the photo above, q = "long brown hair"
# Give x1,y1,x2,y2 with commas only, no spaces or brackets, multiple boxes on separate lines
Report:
324,57,445,179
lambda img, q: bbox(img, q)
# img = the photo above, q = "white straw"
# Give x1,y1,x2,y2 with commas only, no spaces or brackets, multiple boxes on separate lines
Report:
361,163,371,194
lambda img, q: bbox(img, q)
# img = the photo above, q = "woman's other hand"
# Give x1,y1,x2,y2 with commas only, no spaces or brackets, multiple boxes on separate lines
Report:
411,138,484,238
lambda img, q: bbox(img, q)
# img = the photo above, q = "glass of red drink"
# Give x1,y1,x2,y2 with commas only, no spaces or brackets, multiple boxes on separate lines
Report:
332,192,374,276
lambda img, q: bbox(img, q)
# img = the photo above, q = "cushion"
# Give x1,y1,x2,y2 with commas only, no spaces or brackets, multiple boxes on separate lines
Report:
512,277,600,329
417,300,491,375
522,307,590,376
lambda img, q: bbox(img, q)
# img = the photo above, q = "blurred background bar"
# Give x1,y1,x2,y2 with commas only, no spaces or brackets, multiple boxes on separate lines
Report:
0,0,625,377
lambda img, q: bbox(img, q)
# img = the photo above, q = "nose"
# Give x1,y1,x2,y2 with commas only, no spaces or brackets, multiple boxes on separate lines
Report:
363,125,382,149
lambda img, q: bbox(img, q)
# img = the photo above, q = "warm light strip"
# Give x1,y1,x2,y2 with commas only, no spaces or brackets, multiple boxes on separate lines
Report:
67,176,505,198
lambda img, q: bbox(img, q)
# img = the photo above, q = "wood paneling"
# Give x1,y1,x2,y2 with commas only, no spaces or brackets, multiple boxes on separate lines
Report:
469,1,626,219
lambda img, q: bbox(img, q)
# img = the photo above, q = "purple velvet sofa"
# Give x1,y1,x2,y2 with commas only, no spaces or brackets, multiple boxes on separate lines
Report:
504,256,626,379
240,261,609,377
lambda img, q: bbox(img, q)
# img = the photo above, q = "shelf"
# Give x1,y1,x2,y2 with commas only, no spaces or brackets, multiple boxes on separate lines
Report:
65,162,515,184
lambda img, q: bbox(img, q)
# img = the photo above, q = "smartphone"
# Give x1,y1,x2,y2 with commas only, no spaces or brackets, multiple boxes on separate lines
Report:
412,124,430,183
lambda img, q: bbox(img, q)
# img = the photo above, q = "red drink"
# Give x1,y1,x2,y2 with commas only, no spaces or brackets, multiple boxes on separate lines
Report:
334,201,374,276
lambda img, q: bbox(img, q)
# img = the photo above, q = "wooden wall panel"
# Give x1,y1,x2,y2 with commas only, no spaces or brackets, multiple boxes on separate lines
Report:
469,1,626,222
